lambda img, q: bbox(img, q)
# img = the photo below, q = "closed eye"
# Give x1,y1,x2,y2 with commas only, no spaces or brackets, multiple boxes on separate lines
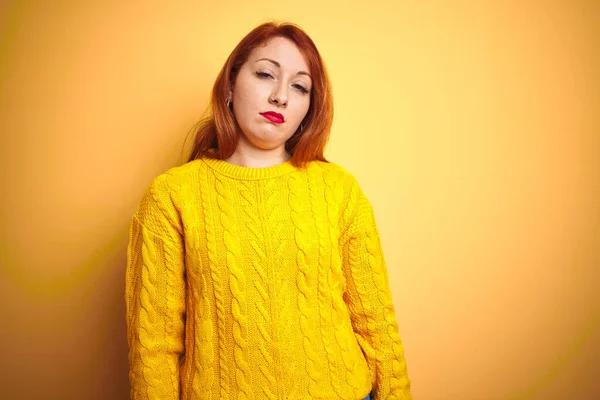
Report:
256,72,310,94
294,84,310,94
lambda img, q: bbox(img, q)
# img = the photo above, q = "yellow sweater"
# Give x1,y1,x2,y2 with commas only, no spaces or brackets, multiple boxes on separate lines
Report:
125,157,411,400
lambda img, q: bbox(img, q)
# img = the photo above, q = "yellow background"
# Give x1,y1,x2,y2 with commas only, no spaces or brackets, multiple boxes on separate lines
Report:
1,1,598,399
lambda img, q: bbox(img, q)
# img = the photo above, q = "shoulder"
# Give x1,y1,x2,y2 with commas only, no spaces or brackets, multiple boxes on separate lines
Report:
145,159,202,195
162,159,203,186
308,160,360,190
136,160,203,216
308,160,367,222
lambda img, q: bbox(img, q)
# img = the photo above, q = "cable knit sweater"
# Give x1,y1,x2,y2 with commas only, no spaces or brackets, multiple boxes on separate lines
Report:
125,157,411,400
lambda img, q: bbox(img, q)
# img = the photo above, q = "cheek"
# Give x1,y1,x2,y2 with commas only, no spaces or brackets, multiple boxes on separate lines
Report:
234,88,253,111
235,80,267,107
294,99,311,120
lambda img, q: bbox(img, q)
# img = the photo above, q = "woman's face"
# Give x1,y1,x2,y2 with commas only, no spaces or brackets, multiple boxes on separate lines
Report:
229,36,312,153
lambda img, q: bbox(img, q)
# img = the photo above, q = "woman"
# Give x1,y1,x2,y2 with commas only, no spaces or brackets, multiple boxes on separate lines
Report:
125,21,411,400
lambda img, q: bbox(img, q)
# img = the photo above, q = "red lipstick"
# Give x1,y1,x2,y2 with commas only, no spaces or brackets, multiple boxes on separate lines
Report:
260,111,284,124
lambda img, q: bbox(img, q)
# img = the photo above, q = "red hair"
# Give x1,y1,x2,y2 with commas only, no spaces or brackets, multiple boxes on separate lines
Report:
185,21,334,168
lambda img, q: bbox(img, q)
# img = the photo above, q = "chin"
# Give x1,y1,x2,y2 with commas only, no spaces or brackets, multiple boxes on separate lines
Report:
245,137,285,151
248,132,288,147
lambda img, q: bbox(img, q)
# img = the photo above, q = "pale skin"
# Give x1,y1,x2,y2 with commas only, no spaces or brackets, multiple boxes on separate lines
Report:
225,36,312,168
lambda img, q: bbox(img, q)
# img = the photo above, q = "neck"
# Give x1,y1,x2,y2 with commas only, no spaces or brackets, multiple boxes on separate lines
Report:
224,142,291,168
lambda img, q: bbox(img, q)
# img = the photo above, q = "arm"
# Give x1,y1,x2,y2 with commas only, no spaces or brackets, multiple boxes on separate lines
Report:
125,173,186,399
340,179,412,400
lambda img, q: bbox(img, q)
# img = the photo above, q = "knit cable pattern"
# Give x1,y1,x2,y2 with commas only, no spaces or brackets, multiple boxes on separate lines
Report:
308,169,342,399
288,172,328,397
239,180,277,399
215,174,254,399
344,178,382,392
190,265,215,398
200,169,230,397
262,177,289,398
190,169,216,398
323,169,365,397
348,226,383,389
137,229,163,397
156,176,185,396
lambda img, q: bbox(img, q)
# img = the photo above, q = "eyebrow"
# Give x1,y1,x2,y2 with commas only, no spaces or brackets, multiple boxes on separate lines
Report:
255,58,312,79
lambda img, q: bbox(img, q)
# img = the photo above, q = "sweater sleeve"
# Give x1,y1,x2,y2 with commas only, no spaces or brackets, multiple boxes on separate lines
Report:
125,173,186,400
340,178,412,400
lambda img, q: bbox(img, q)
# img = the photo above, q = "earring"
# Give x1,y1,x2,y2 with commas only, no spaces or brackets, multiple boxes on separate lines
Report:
226,98,231,108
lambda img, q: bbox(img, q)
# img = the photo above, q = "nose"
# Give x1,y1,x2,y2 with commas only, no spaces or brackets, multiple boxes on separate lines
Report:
269,83,288,108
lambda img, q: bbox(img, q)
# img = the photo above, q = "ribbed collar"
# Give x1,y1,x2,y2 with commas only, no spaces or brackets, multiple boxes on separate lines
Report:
202,157,298,180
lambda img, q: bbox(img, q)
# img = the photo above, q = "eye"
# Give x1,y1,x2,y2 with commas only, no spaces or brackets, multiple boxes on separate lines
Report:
293,84,310,94
257,71,310,94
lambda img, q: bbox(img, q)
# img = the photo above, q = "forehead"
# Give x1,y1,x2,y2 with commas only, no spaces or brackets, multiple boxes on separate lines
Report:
250,37,310,73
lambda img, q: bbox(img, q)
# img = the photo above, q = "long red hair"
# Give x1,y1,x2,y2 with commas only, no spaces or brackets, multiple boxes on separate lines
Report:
185,21,334,168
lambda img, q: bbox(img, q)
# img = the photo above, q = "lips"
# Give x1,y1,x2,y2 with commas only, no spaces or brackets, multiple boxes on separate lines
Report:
260,111,284,124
